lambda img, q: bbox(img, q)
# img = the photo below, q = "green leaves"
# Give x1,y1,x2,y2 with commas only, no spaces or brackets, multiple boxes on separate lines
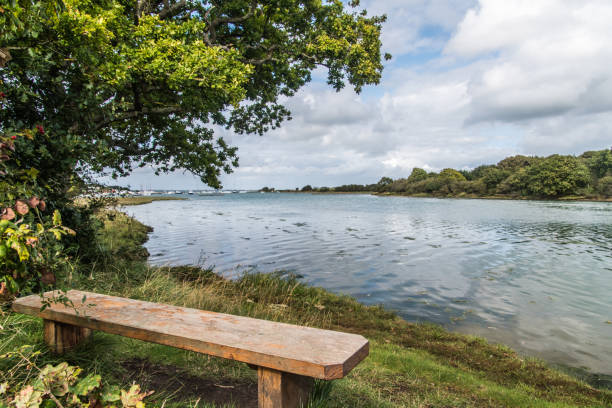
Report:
0,361,152,407
70,373,101,396
12,386,42,408
100,385,121,403
120,385,152,408
525,155,591,197
2,0,386,189
37,362,81,397
51,210,61,226
0,191,69,296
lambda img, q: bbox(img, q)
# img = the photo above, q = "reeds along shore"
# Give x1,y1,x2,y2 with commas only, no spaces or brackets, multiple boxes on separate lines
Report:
1,211,611,407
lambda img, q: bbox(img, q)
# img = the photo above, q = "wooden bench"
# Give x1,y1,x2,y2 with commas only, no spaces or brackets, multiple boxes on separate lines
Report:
12,290,369,408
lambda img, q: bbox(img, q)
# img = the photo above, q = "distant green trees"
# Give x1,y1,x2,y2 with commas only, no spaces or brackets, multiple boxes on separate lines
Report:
407,168,428,183
599,176,612,196
585,149,612,178
377,148,612,199
296,148,611,199
298,183,377,193
377,177,393,188
524,155,590,197
333,184,372,192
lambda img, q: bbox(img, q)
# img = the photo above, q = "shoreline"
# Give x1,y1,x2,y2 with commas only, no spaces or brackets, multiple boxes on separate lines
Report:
278,190,612,202
375,192,612,203
277,190,373,195
116,196,188,206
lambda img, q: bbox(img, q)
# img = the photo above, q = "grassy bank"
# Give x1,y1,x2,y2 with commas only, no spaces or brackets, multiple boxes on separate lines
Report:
116,196,187,206
2,212,611,407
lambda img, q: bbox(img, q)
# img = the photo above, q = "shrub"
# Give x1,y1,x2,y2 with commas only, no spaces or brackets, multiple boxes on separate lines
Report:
497,168,529,195
587,149,612,178
375,177,393,191
0,131,74,300
407,168,428,183
469,165,496,180
526,155,590,197
497,155,540,171
598,176,612,196
481,167,510,191
439,168,467,181
464,180,487,195
0,347,151,408
423,177,443,193
387,178,409,193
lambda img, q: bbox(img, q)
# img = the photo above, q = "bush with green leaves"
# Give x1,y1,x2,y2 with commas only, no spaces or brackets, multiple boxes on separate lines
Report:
481,167,510,191
586,149,612,178
0,347,151,408
407,168,428,184
525,154,590,197
598,175,612,196
0,210,73,300
0,129,75,300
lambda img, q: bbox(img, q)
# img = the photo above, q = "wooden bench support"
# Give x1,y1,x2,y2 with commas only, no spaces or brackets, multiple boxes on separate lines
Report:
258,367,313,408
43,320,92,354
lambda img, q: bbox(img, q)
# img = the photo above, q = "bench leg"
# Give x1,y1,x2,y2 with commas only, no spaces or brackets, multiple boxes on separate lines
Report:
43,320,92,354
258,367,313,408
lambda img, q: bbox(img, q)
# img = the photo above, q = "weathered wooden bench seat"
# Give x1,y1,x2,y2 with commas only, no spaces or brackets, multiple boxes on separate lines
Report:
13,290,369,408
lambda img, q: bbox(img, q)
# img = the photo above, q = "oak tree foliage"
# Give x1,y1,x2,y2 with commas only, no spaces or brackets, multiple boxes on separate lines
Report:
1,0,387,188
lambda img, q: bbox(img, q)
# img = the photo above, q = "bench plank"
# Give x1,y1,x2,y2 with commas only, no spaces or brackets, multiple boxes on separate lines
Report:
13,290,369,380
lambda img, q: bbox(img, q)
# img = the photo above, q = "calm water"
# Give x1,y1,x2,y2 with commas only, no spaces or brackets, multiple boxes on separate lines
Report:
126,193,612,374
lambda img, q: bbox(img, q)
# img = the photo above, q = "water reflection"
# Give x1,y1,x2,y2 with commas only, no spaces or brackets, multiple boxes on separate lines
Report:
126,194,612,375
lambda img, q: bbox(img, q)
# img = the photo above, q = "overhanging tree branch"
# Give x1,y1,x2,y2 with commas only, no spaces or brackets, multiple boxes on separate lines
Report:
158,0,188,19
89,107,184,133
212,0,258,26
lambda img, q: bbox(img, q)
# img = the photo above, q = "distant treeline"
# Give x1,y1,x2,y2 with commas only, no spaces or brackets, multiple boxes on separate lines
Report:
279,148,612,199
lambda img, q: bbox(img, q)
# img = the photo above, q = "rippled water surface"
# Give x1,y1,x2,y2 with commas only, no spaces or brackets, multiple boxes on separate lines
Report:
127,193,612,374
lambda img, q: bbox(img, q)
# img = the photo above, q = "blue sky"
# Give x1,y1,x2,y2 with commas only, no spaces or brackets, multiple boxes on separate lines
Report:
106,0,612,190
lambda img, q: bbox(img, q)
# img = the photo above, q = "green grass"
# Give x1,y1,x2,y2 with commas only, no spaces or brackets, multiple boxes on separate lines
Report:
1,211,611,407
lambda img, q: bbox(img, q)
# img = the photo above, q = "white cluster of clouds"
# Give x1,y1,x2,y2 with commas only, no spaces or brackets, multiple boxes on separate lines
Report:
447,0,612,124
118,0,612,189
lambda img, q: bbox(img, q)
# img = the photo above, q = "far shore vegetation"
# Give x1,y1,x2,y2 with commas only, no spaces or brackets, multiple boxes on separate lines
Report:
3,210,612,407
273,148,612,201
